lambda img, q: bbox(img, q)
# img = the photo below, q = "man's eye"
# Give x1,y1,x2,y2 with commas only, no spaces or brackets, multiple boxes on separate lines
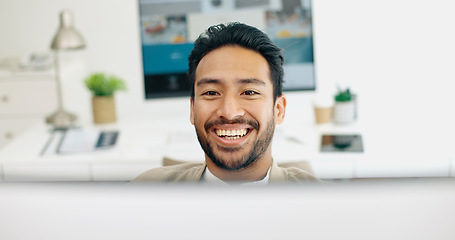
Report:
202,91,218,96
243,90,259,96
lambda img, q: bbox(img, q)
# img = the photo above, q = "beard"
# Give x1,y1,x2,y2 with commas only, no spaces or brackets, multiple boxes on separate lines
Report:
195,116,275,171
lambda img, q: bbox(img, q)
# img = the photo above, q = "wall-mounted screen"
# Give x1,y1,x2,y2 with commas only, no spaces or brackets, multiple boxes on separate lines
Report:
139,0,315,99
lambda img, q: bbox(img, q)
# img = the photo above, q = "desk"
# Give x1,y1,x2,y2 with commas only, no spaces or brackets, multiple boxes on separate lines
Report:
0,92,453,181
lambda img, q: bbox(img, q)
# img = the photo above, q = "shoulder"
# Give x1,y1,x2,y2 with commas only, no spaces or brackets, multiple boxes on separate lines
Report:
131,163,205,183
281,167,320,182
270,160,320,183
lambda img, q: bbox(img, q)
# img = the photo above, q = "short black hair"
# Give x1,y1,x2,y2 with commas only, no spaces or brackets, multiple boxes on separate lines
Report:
188,22,284,100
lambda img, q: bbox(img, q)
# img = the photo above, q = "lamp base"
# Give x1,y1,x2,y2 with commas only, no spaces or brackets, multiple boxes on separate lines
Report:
46,108,77,128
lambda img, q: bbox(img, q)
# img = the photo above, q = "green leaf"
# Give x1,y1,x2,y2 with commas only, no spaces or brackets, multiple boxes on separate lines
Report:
335,88,352,102
84,72,127,96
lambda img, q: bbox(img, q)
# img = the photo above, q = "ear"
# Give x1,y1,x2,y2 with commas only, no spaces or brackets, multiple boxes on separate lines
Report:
274,94,286,124
190,97,195,125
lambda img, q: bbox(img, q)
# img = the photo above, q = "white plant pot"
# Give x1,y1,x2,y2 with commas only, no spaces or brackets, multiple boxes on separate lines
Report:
333,101,355,124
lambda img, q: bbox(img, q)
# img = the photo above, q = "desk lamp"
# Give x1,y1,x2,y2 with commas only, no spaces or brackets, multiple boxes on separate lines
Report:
46,10,85,128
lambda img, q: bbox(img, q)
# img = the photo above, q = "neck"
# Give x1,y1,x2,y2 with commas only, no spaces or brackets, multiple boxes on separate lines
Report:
205,150,273,182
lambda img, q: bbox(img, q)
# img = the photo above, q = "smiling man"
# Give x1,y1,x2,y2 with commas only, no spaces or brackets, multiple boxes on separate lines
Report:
134,23,318,184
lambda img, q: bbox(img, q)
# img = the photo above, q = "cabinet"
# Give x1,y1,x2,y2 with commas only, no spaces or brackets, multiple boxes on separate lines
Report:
0,70,57,149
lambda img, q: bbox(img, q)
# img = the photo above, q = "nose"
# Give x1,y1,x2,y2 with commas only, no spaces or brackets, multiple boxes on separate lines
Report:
216,94,245,120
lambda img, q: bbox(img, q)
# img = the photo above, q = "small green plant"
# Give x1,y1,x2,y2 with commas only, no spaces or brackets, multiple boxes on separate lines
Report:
84,73,127,96
335,88,352,102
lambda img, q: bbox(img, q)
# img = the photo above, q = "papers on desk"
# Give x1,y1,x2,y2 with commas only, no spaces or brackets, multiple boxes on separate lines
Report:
41,129,119,156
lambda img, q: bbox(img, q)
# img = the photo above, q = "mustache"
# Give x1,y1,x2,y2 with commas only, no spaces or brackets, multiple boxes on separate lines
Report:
205,117,259,131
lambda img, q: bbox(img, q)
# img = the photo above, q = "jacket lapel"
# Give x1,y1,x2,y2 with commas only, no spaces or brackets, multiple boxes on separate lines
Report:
268,159,286,182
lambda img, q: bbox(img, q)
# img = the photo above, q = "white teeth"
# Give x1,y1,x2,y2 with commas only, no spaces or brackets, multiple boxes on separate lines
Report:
215,129,248,139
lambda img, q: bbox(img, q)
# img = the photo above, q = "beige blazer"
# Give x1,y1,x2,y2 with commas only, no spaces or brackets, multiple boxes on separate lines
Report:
132,160,319,183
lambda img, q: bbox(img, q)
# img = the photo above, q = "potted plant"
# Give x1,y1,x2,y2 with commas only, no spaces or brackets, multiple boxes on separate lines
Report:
84,73,126,124
333,88,356,124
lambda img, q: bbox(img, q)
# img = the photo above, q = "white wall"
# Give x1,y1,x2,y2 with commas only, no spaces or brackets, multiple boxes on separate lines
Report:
0,0,144,122
313,0,455,154
1,0,454,147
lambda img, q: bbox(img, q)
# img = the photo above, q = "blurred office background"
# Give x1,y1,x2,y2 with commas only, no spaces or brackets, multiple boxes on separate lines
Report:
1,0,455,150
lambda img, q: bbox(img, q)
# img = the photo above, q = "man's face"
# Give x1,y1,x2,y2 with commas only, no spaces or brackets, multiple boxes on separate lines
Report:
190,46,286,171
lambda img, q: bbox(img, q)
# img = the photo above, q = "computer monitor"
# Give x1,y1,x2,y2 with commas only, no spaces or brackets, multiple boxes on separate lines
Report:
2,179,454,240
138,0,316,99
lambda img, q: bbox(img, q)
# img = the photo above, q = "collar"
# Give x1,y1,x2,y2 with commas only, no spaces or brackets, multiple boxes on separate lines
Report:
201,165,271,186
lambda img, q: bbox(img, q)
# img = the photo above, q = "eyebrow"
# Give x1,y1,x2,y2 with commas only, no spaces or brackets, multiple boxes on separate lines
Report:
196,78,220,87
237,78,266,86
196,78,266,87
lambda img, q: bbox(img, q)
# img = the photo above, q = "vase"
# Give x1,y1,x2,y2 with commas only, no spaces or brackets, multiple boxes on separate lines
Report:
91,96,116,124
333,101,355,124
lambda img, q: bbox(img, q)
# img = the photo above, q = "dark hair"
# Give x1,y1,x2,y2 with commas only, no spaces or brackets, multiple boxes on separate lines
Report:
188,22,284,100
